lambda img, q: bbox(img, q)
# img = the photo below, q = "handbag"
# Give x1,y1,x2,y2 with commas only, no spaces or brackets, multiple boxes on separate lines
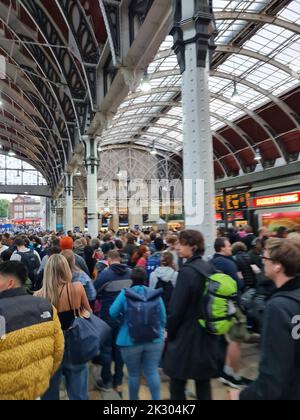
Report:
63,284,111,365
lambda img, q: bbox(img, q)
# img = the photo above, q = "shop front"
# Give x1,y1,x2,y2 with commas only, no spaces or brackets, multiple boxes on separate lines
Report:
252,192,300,232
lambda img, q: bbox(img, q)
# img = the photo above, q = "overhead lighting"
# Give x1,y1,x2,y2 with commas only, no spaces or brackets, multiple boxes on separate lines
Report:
24,192,28,195
116,168,122,178
8,150,16,157
75,170,81,176
231,81,241,104
140,69,152,93
254,148,262,162
150,141,157,156
17,170,21,178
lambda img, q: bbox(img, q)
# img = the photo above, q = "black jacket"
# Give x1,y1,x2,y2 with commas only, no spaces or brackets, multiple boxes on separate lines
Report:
240,276,300,400
163,254,221,381
233,251,257,290
242,234,256,250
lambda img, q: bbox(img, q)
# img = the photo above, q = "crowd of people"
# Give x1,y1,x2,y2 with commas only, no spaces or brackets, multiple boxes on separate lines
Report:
0,223,300,400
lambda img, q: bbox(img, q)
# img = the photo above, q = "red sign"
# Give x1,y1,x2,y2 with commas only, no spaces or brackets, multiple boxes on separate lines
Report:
233,211,245,220
253,192,300,208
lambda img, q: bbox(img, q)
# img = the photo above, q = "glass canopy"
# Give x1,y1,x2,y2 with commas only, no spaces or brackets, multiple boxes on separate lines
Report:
101,0,300,176
0,154,47,186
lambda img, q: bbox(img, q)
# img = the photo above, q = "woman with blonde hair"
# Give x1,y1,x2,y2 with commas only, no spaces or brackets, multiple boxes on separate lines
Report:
36,254,92,400
61,249,96,303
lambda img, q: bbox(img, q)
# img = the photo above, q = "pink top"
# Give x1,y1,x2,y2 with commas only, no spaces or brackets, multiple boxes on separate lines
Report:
136,257,147,270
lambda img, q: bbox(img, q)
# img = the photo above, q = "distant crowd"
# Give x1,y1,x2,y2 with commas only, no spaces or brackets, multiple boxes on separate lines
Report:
0,223,300,400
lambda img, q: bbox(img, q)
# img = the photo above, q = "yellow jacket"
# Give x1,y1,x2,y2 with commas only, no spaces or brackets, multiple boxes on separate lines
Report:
0,288,64,400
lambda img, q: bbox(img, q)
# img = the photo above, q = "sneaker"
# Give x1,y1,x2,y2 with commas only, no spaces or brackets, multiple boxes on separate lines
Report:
114,385,123,399
95,379,113,392
219,372,243,389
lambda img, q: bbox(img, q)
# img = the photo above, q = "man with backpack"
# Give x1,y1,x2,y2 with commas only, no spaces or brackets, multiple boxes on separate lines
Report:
163,230,222,400
94,250,132,395
10,237,41,291
211,237,251,389
230,238,300,400
109,267,166,400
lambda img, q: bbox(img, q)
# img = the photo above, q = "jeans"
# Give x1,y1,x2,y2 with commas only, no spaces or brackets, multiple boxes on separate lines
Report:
170,378,212,401
120,342,164,401
100,325,124,387
42,363,89,401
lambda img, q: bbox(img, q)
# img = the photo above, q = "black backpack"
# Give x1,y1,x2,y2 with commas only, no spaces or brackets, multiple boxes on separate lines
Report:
155,277,174,313
17,251,40,290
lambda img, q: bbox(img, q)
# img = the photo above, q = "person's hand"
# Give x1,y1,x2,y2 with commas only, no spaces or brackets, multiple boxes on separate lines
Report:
228,389,240,401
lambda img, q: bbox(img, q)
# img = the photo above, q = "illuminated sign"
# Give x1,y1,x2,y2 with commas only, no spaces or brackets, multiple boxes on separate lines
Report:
215,193,250,211
254,193,300,208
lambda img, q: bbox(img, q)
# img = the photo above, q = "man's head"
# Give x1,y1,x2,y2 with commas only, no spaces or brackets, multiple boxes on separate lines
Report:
59,236,74,251
232,241,248,255
14,237,25,249
166,235,179,250
263,238,300,287
126,233,136,245
277,226,288,239
103,234,112,243
0,261,28,292
258,227,270,239
178,230,205,259
154,238,165,252
107,250,121,265
214,237,232,257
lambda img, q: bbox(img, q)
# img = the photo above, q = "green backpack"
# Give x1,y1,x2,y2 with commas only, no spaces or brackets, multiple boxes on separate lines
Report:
199,273,238,335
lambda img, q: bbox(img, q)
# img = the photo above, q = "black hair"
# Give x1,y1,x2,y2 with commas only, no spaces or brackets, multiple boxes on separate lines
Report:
214,237,230,253
154,238,165,252
48,246,61,257
0,261,28,286
1,249,14,262
115,240,124,250
131,267,148,286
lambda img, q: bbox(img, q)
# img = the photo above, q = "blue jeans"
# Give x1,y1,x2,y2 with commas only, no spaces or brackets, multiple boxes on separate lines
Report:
42,363,89,401
100,325,124,387
120,342,164,400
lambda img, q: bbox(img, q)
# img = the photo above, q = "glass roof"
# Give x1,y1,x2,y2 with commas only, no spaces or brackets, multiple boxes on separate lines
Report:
101,0,300,160
0,154,47,186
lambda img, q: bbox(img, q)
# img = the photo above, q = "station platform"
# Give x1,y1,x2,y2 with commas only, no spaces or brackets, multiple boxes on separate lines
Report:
69,343,260,401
